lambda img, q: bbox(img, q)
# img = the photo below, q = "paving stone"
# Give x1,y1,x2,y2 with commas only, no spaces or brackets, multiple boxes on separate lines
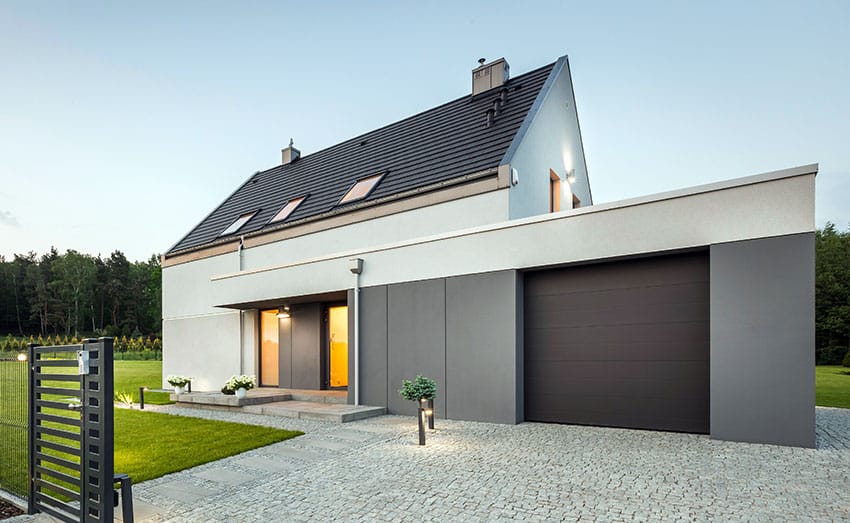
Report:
146,481,220,503
192,468,254,485
125,406,850,522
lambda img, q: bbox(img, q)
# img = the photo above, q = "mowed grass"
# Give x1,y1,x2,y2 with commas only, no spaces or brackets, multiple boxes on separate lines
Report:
114,360,172,405
0,359,302,498
816,365,850,409
115,409,301,483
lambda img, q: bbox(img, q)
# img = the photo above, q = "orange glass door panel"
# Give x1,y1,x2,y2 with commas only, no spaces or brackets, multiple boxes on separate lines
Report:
260,309,279,386
328,306,348,388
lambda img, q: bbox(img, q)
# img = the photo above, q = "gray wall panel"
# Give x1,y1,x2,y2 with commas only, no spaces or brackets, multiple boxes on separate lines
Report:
710,233,815,448
445,271,520,423
358,286,389,407
291,303,322,390
387,280,447,417
279,317,292,388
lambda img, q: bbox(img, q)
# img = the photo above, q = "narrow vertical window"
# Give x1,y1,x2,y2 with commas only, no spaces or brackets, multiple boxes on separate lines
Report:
549,169,561,212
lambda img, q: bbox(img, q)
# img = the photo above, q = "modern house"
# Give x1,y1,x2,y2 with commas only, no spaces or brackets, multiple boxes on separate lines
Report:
162,55,816,448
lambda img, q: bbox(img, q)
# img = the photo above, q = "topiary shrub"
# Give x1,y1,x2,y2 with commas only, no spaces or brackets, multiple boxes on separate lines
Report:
843,350,850,368
399,375,437,401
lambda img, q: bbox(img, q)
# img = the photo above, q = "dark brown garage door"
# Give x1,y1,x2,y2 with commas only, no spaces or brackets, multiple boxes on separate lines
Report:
524,252,709,433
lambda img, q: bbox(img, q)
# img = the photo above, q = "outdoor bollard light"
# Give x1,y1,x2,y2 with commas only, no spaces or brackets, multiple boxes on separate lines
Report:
139,387,149,410
17,353,27,362
418,400,427,446
427,398,435,430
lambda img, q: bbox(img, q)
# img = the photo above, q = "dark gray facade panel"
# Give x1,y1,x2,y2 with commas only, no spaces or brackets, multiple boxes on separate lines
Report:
279,317,293,388
347,289,355,405
357,286,389,407
515,273,524,423
291,303,322,390
524,252,710,434
386,279,447,417
445,271,519,423
710,233,815,448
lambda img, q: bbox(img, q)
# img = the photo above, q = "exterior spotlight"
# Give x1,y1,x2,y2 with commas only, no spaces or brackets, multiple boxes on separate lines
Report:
566,169,576,184
17,353,27,362
276,306,291,319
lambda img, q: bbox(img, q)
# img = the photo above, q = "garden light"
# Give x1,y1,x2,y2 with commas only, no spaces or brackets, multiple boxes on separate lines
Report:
17,353,26,362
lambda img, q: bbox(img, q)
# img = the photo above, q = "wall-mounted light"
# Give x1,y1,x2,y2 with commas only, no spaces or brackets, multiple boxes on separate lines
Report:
566,169,576,184
511,167,519,186
276,306,291,319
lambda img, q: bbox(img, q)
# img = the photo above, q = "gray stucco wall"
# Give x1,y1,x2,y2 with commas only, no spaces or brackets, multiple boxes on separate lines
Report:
446,271,522,423
358,270,521,423
710,233,815,448
387,279,447,417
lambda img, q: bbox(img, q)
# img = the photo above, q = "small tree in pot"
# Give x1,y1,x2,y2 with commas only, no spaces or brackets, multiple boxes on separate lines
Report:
399,375,437,444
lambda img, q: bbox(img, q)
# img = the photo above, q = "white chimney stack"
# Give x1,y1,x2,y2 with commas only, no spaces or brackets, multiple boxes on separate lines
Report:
282,138,301,165
472,57,510,96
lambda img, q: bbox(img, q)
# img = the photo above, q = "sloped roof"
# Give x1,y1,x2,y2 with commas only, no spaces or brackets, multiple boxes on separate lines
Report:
167,61,557,255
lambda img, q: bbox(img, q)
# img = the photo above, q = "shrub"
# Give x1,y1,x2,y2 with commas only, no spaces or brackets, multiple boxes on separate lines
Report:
843,350,850,368
818,346,849,365
399,375,437,401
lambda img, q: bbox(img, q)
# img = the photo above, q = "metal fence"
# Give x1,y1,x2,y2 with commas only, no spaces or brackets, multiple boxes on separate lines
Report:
0,354,28,498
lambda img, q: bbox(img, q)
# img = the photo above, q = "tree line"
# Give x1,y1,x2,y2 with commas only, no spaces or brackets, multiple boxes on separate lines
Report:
0,249,161,338
816,223,850,364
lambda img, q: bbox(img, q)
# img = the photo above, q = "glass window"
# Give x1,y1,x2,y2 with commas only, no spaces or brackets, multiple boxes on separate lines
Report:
339,173,385,205
269,196,306,224
219,211,257,236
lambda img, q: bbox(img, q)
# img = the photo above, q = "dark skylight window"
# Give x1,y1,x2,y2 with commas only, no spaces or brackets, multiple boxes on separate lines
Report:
338,172,385,205
269,196,307,224
219,211,257,236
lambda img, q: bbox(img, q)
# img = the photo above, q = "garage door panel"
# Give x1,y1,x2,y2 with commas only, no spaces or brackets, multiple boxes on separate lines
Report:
524,252,709,434
525,321,709,346
525,255,708,297
526,283,709,318
524,341,709,362
526,394,709,432
524,360,709,382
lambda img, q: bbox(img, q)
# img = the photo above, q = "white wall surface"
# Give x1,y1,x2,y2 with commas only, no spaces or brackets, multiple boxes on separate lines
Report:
507,58,592,219
162,311,240,390
208,168,815,307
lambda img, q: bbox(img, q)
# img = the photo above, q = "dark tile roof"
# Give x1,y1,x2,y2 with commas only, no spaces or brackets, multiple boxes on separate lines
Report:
167,61,556,254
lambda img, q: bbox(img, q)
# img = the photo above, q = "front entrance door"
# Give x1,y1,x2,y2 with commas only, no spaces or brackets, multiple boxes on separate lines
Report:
327,305,348,388
260,309,279,386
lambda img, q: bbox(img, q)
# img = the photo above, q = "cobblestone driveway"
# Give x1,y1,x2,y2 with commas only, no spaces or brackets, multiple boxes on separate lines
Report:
122,407,850,521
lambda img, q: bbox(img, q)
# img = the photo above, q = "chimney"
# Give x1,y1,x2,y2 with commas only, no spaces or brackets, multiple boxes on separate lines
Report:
472,57,510,96
282,138,301,165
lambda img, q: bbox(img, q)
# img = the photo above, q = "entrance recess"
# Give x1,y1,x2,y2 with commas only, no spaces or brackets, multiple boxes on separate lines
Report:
260,309,279,386
328,306,348,388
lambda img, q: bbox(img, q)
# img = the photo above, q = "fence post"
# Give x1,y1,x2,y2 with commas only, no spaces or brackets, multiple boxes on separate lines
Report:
26,343,37,515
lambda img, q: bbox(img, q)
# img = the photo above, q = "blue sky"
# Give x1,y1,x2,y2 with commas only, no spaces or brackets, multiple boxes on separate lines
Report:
1,1,847,261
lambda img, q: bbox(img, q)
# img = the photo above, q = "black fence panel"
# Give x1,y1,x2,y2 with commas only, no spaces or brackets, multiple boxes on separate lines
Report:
0,354,28,498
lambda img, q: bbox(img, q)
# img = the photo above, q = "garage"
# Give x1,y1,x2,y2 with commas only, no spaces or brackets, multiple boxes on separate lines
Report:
524,251,710,433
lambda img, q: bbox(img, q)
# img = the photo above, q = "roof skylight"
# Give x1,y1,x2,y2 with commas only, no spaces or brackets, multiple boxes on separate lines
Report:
269,196,307,224
338,173,385,205
219,211,257,236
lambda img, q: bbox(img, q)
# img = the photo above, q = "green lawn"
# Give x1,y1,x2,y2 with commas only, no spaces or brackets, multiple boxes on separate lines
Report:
816,365,850,409
0,359,302,498
114,360,172,405
115,409,301,483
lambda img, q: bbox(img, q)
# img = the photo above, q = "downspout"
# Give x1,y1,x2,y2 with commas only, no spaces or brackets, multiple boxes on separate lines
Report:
349,258,364,406
238,236,245,374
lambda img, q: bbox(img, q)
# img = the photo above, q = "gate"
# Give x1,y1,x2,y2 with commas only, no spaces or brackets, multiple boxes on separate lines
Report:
27,338,114,522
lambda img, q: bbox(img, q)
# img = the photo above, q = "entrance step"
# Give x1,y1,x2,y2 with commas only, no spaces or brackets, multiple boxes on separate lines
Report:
172,388,348,407
243,401,386,423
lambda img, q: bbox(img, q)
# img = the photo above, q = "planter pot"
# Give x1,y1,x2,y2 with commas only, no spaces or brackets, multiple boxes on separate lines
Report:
173,385,185,395
235,387,247,399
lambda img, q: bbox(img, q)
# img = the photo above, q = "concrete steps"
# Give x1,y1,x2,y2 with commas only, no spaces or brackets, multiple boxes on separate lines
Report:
171,388,383,422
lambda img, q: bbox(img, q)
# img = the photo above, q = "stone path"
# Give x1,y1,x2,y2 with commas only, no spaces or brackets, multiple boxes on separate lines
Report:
9,407,850,522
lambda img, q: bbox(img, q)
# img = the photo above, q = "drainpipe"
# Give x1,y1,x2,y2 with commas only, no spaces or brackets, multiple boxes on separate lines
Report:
349,258,364,406
238,236,245,374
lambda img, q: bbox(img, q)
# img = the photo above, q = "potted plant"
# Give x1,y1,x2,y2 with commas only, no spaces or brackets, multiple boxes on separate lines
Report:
224,374,256,399
167,375,191,395
400,375,437,444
